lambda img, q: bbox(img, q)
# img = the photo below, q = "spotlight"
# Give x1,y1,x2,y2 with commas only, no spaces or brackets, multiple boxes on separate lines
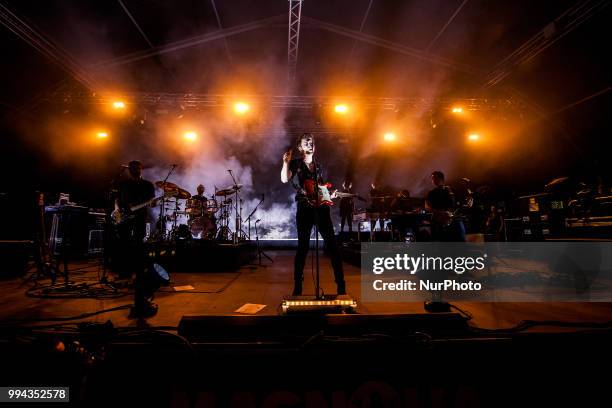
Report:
383,132,396,142
233,102,250,115
468,133,480,141
184,131,197,141
334,104,349,114
96,131,108,139
112,101,126,109
451,106,463,114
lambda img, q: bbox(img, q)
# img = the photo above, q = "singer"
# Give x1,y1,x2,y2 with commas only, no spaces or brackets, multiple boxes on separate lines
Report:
280,133,346,295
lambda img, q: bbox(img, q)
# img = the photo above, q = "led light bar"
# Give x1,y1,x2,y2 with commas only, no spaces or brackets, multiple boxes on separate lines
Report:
281,296,357,314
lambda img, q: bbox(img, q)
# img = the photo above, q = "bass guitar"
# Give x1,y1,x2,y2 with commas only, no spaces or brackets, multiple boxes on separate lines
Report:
111,195,164,225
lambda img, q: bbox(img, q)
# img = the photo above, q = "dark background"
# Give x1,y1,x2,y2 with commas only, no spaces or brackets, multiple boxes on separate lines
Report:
0,0,610,238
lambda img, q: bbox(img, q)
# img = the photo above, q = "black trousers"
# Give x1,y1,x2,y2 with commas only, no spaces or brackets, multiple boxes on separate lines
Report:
340,210,353,233
116,218,150,308
294,205,345,285
431,219,466,242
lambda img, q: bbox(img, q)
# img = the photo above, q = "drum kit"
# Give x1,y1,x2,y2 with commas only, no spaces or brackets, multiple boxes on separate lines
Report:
151,180,244,242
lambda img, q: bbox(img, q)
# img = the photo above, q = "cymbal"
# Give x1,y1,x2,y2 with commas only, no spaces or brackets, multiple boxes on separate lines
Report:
215,188,235,197
175,188,191,199
155,181,178,190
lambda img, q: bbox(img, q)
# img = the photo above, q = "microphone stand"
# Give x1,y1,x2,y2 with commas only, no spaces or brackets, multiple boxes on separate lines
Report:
254,219,273,265
245,195,264,240
312,155,322,300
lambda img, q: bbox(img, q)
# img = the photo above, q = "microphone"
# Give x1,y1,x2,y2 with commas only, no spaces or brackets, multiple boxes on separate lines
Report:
255,219,261,223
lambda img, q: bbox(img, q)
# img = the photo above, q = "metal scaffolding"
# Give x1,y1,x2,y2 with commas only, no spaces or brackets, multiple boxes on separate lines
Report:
484,0,610,88
287,0,304,89
44,91,525,113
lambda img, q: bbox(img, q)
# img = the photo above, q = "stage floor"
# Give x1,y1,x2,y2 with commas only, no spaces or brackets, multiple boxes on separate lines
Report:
1,250,611,331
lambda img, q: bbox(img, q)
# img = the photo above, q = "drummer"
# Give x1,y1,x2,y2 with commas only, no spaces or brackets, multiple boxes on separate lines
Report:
184,184,207,219
193,184,208,203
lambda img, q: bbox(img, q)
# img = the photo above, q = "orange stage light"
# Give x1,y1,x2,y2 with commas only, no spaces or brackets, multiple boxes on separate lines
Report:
468,133,480,141
383,132,396,142
184,131,197,141
233,102,250,115
96,131,108,139
334,104,349,114
112,101,126,109
452,106,463,113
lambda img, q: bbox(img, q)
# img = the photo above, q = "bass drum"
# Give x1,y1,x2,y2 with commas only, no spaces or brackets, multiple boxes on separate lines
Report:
189,215,217,239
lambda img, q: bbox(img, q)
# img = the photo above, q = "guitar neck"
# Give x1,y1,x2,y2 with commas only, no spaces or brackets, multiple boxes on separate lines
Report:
129,196,158,212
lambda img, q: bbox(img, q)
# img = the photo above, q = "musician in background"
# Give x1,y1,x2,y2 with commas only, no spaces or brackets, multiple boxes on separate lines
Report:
113,160,157,317
390,189,415,240
485,205,505,241
425,171,466,242
368,181,386,232
339,180,355,236
193,184,207,202
281,133,346,296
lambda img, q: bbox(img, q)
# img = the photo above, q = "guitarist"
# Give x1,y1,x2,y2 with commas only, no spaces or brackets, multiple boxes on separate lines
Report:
425,171,466,242
113,160,157,317
281,133,346,296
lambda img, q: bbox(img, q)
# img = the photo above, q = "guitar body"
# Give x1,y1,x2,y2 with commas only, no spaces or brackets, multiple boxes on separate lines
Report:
112,195,161,225
431,209,454,227
303,179,333,207
111,208,130,225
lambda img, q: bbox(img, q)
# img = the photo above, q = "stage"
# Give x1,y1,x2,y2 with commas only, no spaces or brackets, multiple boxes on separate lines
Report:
1,250,611,331
2,250,612,406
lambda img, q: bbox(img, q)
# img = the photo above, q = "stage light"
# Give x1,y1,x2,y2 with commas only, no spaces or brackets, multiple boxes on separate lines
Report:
468,133,480,141
334,104,349,114
452,106,463,113
112,101,126,109
383,132,396,142
184,131,197,141
233,102,250,115
96,131,108,139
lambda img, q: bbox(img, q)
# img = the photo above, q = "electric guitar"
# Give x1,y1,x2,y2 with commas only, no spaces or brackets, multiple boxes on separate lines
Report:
111,195,163,225
431,208,465,227
303,179,335,207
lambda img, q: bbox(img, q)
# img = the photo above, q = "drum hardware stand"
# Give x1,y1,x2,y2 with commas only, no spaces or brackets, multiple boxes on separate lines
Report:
227,169,242,244
157,164,177,240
